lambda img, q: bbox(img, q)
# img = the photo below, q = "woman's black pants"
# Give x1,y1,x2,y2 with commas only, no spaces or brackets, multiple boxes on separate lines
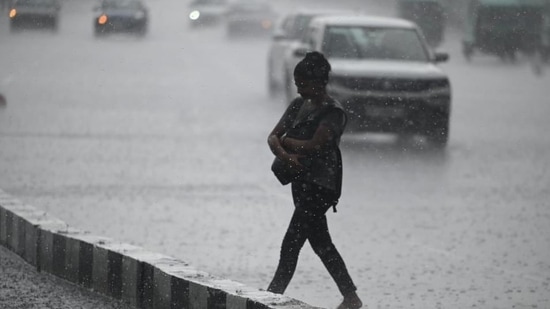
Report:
267,182,356,296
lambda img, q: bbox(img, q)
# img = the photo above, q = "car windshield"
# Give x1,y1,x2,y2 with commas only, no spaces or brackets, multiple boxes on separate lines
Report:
322,26,429,61
103,0,141,9
289,15,315,39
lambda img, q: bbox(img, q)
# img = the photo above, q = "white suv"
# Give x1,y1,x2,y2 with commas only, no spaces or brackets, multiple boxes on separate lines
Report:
285,15,452,147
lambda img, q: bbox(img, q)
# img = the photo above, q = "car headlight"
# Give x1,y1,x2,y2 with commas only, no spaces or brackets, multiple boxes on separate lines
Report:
134,11,145,19
430,79,450,90
189,10,200,20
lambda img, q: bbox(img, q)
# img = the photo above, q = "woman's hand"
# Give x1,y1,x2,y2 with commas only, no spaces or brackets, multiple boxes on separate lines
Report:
284,153,306,172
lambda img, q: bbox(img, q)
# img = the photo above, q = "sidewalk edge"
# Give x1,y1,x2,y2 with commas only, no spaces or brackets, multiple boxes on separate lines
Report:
0,189,323,309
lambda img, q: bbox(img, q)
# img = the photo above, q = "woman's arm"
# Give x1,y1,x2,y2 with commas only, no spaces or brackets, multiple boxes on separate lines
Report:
282,124,333,155
283,110,342,155
267,120,290,159
267,101,306,169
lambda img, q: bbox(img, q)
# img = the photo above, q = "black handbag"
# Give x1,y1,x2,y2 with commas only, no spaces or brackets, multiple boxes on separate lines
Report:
271,156,304,186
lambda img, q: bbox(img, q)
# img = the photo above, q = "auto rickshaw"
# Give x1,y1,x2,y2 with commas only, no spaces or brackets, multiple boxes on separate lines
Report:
396,0,446,47
462,0,545,62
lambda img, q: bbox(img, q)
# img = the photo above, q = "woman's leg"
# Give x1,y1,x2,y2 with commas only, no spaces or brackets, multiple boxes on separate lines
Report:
294,184,357,297
308,213,357,296
268,182,359,301
267,208,309,294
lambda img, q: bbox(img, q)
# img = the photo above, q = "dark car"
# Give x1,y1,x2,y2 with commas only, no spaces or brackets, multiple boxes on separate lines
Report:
9,0,61,32
94,0,148,37
188,0,228,28
225,0,277,38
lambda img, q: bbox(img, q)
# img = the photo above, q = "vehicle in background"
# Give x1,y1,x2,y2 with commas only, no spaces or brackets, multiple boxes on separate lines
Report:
225,0,277,38
93,0,148,37
188,0,228,28
542,0,550,62
396,0,446,47
9,0,60,32
462,0,545,62
267,9,355,97
286,15,452,147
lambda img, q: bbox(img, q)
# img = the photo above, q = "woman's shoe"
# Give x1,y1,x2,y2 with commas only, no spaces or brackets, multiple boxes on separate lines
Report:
336,291,363,309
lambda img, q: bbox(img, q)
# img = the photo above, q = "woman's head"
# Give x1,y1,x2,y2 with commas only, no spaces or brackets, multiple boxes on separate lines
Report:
293,52,331,98
294,51,331,84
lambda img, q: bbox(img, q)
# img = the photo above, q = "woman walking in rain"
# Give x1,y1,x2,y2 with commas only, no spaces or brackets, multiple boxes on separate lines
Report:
266,51,362,309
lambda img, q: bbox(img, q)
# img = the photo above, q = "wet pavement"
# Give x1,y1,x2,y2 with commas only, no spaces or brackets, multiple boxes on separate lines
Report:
0,245,134,309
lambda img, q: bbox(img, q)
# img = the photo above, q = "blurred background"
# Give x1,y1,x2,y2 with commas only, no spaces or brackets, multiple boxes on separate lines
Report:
1,0,550,308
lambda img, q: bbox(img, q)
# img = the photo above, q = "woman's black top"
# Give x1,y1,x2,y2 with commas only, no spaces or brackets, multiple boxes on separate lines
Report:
279,96,347,199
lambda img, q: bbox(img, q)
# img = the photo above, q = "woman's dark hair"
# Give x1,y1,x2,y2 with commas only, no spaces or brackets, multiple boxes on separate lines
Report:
293,51,331,84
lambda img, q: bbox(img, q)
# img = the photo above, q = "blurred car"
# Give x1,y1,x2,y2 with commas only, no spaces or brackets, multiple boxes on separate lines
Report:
225,0,277,38
267,9,355,97
286,15,452,147
94,0,148,37
8,0,61,32
188,0,228,28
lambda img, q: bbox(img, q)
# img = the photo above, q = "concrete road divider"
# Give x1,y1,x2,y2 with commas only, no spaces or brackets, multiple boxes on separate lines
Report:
0,189,321,309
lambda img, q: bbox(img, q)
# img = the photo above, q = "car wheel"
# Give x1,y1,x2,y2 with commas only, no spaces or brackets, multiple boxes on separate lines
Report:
0,93,6,107
462,42,473,61
268,78,278,98
541,48,549,63
426,113,449,148
9,21,18,33
506,50,517,63
267,62,278,98
137,25,147,37
94,28,104,37
51,18,58,32
226,25,236,38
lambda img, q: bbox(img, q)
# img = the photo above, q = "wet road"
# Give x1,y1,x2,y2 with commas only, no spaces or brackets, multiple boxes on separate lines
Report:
1,0,550,308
